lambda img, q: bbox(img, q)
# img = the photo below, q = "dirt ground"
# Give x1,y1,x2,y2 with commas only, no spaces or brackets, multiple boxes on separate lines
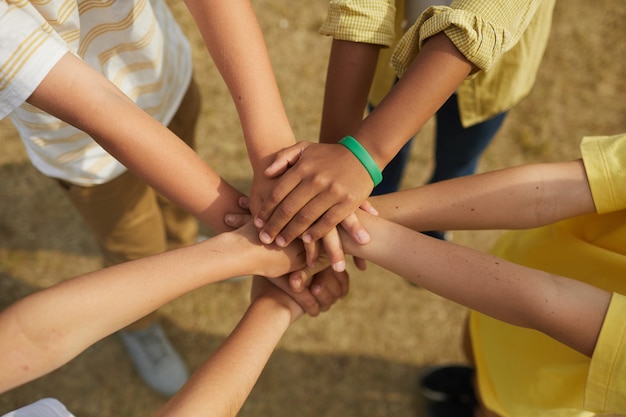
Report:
1,1,625,416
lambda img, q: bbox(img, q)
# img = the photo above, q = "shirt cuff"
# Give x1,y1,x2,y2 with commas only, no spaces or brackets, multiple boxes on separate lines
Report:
319,0,396,47
580,134,626,213
585,292,626,413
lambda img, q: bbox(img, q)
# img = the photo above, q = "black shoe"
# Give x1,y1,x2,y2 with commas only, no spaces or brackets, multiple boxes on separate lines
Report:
427,401,475,417
422,230,451,241
420,365,476,405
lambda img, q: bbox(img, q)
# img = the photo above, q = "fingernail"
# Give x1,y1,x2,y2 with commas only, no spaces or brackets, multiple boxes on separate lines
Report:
292,276,302,290
333,260,346,272
357,230,370,243
254,217,265,228
259,232,272,244
275,235,286,247
302,233,312,243
225,214,235,225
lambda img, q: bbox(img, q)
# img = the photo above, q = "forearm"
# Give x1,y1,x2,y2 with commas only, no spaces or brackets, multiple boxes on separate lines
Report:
0,227,302,392
354,32,473,169
370,160,596,231
26,52,244,233
319,39,381,144
152,296,293,417
183,0,295,172
343,213,609,356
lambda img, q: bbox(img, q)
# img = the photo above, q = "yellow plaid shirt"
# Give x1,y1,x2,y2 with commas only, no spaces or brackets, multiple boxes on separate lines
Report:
320,0,556,126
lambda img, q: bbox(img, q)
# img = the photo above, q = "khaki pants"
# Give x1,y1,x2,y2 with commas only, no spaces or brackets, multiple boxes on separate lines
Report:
58,79,202,329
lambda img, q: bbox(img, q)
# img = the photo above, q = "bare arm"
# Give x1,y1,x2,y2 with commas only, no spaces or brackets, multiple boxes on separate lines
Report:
26,52,244,234
0,223,310,393
340,212,610,357
152,278,303,417
319,39,381,144
255,33,473,245
370,159,597,231
182,0,295,171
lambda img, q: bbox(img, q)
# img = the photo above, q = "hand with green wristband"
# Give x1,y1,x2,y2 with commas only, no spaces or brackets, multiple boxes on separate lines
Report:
252,32,473,251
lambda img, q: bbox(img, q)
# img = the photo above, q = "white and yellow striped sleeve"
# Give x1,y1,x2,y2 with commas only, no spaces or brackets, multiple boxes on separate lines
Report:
392,0,543,76
319,0,396,47
0,2,69,119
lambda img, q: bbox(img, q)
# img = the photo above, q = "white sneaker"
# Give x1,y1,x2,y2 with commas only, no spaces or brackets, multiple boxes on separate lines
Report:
118,323,189,396
3,398,75,417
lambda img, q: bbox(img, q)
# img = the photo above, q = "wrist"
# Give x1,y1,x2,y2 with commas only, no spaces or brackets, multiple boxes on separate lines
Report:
338,136,383,187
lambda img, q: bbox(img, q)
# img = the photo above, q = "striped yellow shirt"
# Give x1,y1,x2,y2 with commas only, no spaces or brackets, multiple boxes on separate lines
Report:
0,0,192,185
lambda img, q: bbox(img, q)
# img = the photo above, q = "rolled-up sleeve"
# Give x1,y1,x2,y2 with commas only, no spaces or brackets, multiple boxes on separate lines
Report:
392,0,543,76
320,0,396,47
581,134,626,214
585,292,626,414
0,2,68,119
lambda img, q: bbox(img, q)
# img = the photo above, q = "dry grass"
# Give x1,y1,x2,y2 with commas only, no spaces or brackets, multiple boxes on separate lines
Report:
1,1,625,416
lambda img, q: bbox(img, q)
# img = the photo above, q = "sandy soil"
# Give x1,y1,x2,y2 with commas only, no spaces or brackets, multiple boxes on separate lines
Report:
1,1,625,416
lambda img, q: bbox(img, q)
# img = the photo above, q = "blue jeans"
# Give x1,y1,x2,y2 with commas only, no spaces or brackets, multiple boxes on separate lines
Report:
371,93,507,195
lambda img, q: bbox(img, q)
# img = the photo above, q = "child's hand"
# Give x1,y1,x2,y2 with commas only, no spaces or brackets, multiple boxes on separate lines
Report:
253,142,373,248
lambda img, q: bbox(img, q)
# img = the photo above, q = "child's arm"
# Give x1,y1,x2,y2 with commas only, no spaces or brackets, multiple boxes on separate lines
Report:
26,52,244,235
255,0,545,246
0,223,314,393
370,159,597,231
339,212,610,357
254,32,473,247
181,0,295,172
26,51,342,318
182,0,367,263
151,277,304,417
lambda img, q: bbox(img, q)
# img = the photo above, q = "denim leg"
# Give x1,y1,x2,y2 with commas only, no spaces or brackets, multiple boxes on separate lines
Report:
371,138,414,196
430,94,507,184
368,94,507,203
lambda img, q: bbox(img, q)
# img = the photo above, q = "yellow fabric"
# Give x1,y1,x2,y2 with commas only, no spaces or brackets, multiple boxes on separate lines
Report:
393,0,546,74
320,0,397,47
586,293,626,412
374,0,554,125
581,134,626,214
470,134,626,416
330,0,555,126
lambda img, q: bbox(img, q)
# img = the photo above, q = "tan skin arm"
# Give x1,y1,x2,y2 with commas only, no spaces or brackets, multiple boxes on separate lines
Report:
26,52,243,234
338,211,609,357
152,278,303,417
25,52,344,316
319,39,381,144
370,159,596,231
255,33,474,247
182,0,370,268
0,223,318,394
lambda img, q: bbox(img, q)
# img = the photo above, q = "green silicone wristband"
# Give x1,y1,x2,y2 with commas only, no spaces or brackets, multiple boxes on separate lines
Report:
338,136,383,187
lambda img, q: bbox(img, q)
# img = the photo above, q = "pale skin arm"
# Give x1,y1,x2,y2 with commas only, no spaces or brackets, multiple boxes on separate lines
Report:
0,223,321,394
152,277,303,417
255,32,474,246
340,212,610,357
369,159,597,231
